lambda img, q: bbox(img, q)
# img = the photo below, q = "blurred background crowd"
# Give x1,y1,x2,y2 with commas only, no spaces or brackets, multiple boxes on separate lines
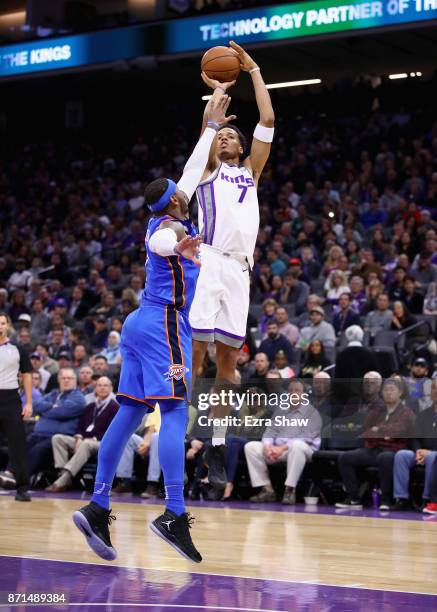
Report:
0,62,436,511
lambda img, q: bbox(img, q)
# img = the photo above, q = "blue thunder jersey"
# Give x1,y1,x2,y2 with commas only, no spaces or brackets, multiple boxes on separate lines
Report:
142,215,199,315
117,215,199,407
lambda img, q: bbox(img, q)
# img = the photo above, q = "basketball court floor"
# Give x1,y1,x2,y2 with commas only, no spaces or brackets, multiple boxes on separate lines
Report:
1,490,437,610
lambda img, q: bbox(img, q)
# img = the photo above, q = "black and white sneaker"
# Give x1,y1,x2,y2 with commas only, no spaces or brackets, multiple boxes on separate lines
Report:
72,502,117,561
204,445,227,488
150,510,202,563
335,497,363,509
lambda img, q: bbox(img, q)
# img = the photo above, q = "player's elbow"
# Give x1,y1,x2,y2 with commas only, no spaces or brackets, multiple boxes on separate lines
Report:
261,114,275,128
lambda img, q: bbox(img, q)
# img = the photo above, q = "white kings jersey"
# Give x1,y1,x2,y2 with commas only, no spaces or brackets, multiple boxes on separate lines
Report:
196,162,259,258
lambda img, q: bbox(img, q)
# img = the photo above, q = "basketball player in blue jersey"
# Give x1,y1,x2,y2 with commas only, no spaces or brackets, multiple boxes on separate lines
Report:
72,94,234,564
190,41,275,495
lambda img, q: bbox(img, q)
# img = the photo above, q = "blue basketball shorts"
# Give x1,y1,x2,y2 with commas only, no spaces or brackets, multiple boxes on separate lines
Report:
116,304,192,409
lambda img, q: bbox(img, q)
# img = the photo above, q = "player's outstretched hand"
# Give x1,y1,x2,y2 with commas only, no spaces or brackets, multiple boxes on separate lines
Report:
201,71,236,91
229,41,258,72
208,94,237,128
175,235,202,266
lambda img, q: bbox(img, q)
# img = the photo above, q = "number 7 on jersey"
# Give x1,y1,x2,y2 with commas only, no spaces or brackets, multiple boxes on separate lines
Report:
237,184,248,203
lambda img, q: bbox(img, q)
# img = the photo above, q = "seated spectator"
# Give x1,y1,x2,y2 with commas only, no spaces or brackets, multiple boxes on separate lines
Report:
113,407,161,497
300,246,321,280
423,282,437,315
245,379,322,504
30,352,50,391
266,249,287,278
390,373,421,414
278,272,309,315
48,328,68,359
258,298,277,334
410,251,437,293
29,299,50,341
405,357,432,413
348,276,366,315
68,286,91,320
51,298,76,328
335,378,415,510
362,280,384,315
19,371,42,406
45,350,73,393
390,301,416,331
388,267,407,301
100,330,121,365
294,294,323,328
325,271,350,304
364,293,392,337
72,343,89,369
258,322,294,364
274,350,296,379
323,245,344,276
236,345,255,383
300,340,331,379
273,306,299,346
26,368,86,478
46,377,118,492
8,259,32,292
299,306,336,352
89,315,110,351
17,327,33,353
332,293,361,337
92,354,114,382
78,365,94,395
249,353,271,393
401,276,424,314
392,378,437,510
35,343,59,375
263,275,283,302
311,372,333,425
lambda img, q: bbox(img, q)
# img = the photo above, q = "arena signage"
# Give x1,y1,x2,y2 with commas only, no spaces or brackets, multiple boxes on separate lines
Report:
0,0,436,77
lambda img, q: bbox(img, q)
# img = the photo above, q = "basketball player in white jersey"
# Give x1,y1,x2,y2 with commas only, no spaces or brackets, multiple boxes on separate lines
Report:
189,41,274,494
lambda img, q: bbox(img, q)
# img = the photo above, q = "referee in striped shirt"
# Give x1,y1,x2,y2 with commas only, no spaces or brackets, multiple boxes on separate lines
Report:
0,312,32,501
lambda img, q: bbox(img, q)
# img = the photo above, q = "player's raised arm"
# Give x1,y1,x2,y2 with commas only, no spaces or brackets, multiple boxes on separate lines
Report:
229,41,274,184
200,74,236,172
178,93,235,200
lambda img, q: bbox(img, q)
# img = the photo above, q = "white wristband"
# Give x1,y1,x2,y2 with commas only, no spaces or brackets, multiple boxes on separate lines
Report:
254,123,274,143
249,67,260,74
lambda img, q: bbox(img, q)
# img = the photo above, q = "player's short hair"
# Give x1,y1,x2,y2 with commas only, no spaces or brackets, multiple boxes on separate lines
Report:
218,124,248,158
144,178,170,210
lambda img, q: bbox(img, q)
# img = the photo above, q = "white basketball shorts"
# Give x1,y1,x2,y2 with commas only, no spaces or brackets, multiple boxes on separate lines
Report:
189,246,250,348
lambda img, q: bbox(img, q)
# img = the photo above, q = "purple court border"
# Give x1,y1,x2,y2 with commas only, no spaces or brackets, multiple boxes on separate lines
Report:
1,555,436,611
2,489,436,523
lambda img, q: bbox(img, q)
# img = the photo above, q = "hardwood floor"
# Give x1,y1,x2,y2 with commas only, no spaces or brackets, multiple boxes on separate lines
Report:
1,497,436,595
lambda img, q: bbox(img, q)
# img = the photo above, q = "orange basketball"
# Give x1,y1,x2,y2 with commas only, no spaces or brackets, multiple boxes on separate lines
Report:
201,46,241,83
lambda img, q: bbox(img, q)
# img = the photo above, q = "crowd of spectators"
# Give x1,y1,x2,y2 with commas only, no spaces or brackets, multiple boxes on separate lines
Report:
0,78,436,509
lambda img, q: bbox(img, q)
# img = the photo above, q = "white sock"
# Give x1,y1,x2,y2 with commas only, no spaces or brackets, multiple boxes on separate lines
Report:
212,437,226,446
212,422,227,446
